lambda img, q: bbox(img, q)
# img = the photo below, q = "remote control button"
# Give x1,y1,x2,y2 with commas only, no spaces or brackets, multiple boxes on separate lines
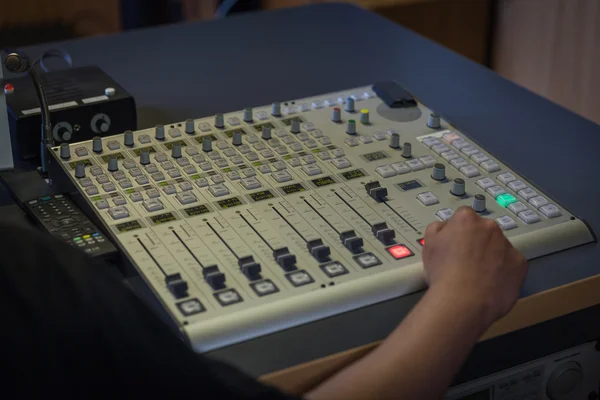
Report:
142,198,164,212
387,245,414,260
108,206,130,220
496,193,518,207
518,210,540,224
539,204,561,218
496,216,517,230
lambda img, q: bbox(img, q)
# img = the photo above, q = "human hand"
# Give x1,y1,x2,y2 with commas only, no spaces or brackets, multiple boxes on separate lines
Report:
422,206,528,328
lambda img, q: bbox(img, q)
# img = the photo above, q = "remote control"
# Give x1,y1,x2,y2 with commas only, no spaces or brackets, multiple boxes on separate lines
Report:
23,194,118,259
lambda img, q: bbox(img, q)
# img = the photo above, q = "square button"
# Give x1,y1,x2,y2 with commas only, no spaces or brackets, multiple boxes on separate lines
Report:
209,184,230,197
251,279,280,296
508,201,528,214
508,180,528,192
354,253,382,269
528,196,548,208
460,165,480,178
450,157,469,169
431,144,450,155
176,298,205,316
376,165,396,178
476,177,496,189
470,152,489,164
451,139,470,150
461,146,479,157
539,204,561,218
286,270,314,287
331,157,351,169
391,162,410,174
486,185,507,198
387,245,414,260
436,208,454,221
441,151,459,161
214,289,243,306
496,216,517,230
406,159,425,171
419,155,437,167
417,191,439,206
272,170,293,183
518,210,540,224
320,261,349,277
518,188,538,200
497,172,516,184
481,160,500,173
496,193,518,207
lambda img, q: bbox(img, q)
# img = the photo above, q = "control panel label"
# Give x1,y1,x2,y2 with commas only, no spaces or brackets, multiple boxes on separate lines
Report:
115,220,143,233
224,128,246,138
362,151,389,162
249,190,275,202
312,176,336,187
164,140,188,149
280,116,303,126
217,197,243,209
184,204,211,217
133,146,156,156
398,180,423,191
150,212,177,225
341,169,366,181
101,152,125,162
280,183,306,194
253,122,275,132
69,159,93,169
194,134,217,144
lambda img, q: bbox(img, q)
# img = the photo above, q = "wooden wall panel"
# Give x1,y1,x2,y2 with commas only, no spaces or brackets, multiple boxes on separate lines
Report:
493,0,600,125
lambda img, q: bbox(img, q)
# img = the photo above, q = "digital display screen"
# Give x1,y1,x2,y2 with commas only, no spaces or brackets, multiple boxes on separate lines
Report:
101,152,125,162
341,169,366,180
194,134,217,144
116,220,142,233
217,197,243,209
184,204,211,216
457,389,490,400
249,190,275,202
133,146,156,156
398,180,423,191
280,183,306,194
253,122,275,132
150,212,177,224
280,116,303,126
312,176,336,187
224,128,246,138
164,140,188,149
69,159,92,169
362,151,389,162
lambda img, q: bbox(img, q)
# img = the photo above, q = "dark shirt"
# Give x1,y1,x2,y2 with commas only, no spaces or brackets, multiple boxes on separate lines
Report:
0,223,299,399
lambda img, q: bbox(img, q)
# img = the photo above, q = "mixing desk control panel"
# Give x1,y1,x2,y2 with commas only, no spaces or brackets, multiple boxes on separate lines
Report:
49,82,594,351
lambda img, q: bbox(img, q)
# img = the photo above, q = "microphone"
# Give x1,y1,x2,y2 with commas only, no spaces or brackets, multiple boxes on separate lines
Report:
3,51,54,175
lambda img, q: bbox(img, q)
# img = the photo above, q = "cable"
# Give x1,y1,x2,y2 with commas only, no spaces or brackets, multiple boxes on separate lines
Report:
38,48,73,73
215,0,240,18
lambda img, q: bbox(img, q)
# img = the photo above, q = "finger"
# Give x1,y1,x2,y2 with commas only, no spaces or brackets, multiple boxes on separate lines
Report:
424,221,445,239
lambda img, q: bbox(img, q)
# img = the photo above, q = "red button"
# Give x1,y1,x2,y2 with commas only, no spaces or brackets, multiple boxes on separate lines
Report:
387,245,413,260
418,238,425,246
4,83,14,95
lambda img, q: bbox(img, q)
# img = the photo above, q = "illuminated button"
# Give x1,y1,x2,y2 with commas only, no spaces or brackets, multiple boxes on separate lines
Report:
471,153,489,164
481,160,500,172
162,184,177,195
302,164,322,176
211,174,225,184
376,165,396,178
496,216,517,230
486,185,506,198
518,188,538,200
129,192,143,202
195,177,209,188
419,155,437,167
441,151,459,161
241,177,261,190
354,253,382,269
175,192,197,205
209,184,230,197
476,177,496,189
496,193,517,207
251,279,279,296
108,206,130,220
518,210,540,224
529,196,548,208
331,157,351,169
178,181,193,191
272,170,293,183
214,289,243,306
406,159,425,171
418,238,425,246
391,162,410,174
320,261,349,277
286,270,314,287
417,192,439,206
497,172,517,184
436,208,454,221
387,245,414,260
507,201,527,214
460,165,480,178
540,204,561,218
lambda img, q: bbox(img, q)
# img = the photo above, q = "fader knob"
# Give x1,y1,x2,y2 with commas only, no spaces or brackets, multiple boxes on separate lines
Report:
290,120,300,134
59,143,70,159
271,102,281,117
389,133,401,149
451,178,466,196
74,162,86,178
92,136,103,153
140,151,150,165
232,131,242,146
124,130,134,147
431,163,446,181
243,107,253,123
345,97,355,112
427,113,441,129
215,113,224,128
472,194,486,213
332,107,341,123
202,137,212,152
401,142,412,158
262,126,272,140
346,120,356,135
185,119,195,134
360,109,370,124
171,142,182,158
107,157,119,172
155,124,165,140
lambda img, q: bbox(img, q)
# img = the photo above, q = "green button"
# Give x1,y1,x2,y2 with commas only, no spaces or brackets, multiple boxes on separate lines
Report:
497,193,518,207
73,237,82,242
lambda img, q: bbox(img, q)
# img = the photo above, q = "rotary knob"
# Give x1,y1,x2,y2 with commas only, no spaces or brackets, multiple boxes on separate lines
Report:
232,131,243,146
53,125,72,142
185,119,195,134
59,143,71,160
90,113,111,134
155,124,165,140
345,97,355,112
346,120,356,135
389,133,400,149
427,113,441,129
271,102,281,117
140,151,150,165
74,162,86,178
431,163,446,181
92,136,103,153
401,142,412,158
360,109,369,124
171,142,182,158
290,120,300,134
262,126,272,140
124,130,134,147
202,137,212,152
243,107,253,123
332,107,341,123
451,178,466,196
107,157,119,172
546,362,584,400
215,113,224,128
472,194,486,213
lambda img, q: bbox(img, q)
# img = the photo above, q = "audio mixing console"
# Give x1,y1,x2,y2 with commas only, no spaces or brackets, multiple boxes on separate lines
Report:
48,82,594,352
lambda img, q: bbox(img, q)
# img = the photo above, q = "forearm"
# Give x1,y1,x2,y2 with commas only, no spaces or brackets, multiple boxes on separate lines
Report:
307,286,491,400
